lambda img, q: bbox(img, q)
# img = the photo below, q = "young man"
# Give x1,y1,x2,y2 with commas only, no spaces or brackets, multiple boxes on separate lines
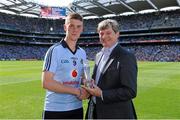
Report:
42,13,89,119
84,19,138,119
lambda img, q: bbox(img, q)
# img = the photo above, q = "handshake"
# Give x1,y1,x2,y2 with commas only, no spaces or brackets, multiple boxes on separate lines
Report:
77,79,102,100
83,79,95,88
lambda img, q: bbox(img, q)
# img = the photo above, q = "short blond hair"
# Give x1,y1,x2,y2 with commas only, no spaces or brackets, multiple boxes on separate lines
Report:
65,13,83,24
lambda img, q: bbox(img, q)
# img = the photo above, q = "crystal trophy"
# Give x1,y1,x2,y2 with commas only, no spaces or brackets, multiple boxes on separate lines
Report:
83,60,92,88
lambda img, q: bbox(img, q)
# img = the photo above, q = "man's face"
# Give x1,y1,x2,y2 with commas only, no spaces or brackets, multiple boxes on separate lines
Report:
64,19,83,41
99,27,119,48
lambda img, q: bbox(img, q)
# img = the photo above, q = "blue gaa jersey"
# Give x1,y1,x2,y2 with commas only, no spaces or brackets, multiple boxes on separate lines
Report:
43,40,86,111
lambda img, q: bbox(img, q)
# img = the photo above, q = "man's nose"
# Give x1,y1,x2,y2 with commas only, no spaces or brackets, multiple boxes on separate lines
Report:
73,26,79,31
101,34,107,39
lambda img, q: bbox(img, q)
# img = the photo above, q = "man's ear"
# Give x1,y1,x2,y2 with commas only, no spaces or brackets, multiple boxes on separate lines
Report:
116,32,120,37
82,27,84,33
64,24,67,32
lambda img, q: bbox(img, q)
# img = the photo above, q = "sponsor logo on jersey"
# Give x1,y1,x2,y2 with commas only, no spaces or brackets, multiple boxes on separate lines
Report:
71,69,78,78
63,81,79,85
61,59,69,63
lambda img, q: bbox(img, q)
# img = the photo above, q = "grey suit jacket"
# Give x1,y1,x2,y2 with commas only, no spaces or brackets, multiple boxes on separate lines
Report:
87,44,138,119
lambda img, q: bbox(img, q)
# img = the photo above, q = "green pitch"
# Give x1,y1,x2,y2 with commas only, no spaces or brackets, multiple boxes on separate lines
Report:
0,61,180,119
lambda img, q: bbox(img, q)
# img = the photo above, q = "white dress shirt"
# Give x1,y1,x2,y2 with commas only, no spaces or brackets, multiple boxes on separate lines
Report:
95,42,118,85
93,42,118,102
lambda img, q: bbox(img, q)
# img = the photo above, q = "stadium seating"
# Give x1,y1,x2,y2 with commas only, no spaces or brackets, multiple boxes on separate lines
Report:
0,9,179,61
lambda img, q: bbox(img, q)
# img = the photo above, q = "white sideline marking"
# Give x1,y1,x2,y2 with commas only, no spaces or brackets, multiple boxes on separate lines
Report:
0,79,40,86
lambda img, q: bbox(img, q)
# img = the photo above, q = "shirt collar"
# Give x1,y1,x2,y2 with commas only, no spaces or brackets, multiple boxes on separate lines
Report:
61,39,79,49
61,39,79,55
101,42,118,55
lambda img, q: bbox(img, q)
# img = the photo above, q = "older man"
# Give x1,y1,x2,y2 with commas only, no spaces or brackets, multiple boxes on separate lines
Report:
84,19,138,119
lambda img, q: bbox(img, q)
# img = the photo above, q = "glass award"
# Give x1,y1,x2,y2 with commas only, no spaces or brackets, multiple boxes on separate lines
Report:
83,60,92,88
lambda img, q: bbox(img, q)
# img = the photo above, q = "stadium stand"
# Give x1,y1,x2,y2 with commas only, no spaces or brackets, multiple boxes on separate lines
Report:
0,1,179,62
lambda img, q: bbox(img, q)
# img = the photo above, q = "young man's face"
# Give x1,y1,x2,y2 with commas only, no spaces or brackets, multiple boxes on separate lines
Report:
64,19,83,41
99,27,119,48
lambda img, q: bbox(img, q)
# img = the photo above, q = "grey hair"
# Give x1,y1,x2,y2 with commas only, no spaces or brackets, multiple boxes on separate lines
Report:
97,19,119,33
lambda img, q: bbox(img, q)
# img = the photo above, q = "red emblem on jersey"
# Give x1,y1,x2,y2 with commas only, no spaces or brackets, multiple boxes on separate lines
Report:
72,69,78,78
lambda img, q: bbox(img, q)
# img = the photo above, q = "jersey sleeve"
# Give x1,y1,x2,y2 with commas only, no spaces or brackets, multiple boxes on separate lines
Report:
42,47,58,73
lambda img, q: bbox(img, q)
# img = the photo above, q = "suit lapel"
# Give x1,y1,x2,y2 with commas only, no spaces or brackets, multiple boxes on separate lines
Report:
97,56,114,85
101,44,120,75
102,58,114,74
97,44,122,85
